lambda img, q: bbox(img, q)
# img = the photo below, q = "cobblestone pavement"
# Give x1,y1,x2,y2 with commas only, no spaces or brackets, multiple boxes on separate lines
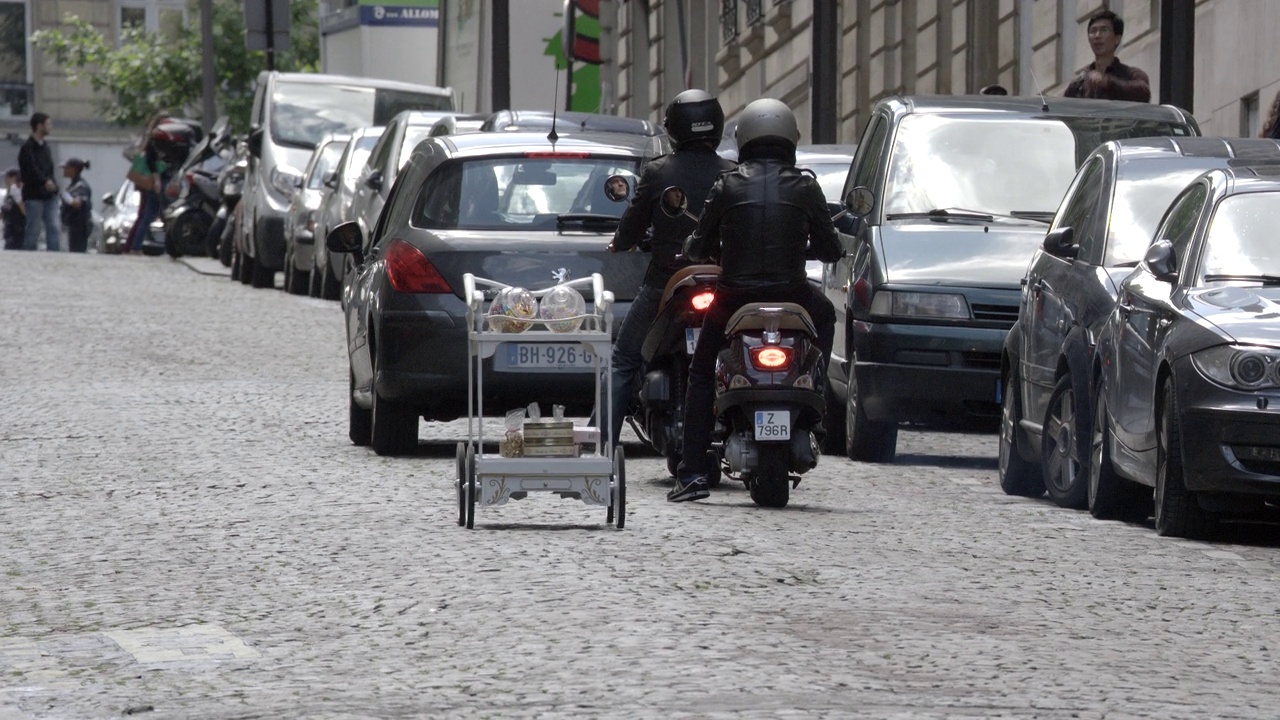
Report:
2,252,1279,719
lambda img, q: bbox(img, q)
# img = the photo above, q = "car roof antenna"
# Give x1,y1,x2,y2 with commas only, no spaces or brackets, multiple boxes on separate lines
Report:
547,66,561,146
1029,66,1050,112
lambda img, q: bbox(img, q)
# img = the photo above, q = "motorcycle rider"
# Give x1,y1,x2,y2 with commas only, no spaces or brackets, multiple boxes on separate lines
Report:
601,89,736,446
669,98,843,503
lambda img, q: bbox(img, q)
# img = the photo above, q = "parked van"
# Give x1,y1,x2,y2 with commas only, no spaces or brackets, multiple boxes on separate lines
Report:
239,71,453,289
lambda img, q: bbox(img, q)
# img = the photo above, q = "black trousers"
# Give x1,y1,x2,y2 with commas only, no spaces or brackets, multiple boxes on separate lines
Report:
676,282,836,478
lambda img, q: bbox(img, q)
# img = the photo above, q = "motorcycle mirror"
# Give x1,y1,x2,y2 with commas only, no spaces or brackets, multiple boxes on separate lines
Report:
845,185,875,217
660,185,689,218
603,174,631,202
326,220,363,255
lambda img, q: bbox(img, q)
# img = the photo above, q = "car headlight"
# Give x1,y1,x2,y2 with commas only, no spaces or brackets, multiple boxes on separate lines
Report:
869,290,970,320
270,166,303,197
1191,345,1280,390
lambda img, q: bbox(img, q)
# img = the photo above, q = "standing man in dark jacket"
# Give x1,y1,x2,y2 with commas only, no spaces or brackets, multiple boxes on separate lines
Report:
1064,9,1151,102
601,89,736,447
669,98,843,502
18,112,60,251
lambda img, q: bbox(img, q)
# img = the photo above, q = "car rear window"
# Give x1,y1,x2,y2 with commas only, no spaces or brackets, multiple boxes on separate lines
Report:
411,156,641,231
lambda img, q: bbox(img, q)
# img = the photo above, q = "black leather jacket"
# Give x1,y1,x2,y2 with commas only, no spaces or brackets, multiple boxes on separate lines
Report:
612,144,735,289
684,143,843,290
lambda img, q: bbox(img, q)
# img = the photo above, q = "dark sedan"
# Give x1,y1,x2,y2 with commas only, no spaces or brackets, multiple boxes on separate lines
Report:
1092,165,1280,539
826,95,1199,463
328,131,653,455
1001,137,1280,507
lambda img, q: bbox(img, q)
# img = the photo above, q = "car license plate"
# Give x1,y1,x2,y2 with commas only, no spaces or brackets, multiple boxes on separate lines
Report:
685,328,700,354
754,410,791,441
495,343,596,373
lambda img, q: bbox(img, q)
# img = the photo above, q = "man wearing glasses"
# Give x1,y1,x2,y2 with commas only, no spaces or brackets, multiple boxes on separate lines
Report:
1065,9,1151,102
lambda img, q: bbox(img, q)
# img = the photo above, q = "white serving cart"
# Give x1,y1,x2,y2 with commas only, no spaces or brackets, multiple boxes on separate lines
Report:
456,272,626,529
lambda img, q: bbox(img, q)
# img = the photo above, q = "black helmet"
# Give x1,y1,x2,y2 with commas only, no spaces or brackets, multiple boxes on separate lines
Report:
151,121,196,164
734,98,800,153
663,89,725,148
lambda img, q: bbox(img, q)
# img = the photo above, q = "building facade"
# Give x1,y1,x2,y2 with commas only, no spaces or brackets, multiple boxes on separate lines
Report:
609,0,1271,145
2,0,186,185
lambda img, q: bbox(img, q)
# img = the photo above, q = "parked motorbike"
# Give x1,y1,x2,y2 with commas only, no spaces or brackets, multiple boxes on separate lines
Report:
658,183,828,508
211,140,248,268
163,118,233,259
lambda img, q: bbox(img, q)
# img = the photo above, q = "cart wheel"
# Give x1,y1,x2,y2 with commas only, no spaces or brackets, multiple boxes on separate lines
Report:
613,445,627,529
465,444,477,530
455,442,466,527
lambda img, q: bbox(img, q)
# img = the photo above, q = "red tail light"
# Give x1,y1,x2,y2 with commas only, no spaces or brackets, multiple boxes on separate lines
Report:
750,346,792,370
386,239,453,293
690,291,714,311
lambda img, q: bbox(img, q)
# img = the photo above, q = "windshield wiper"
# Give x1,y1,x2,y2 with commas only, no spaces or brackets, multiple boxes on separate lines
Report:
1203,273,1280,285
1008,210,1056,223
556,213,620,231
885,208,994,222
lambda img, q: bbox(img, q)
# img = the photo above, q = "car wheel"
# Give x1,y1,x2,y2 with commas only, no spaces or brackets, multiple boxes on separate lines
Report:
308,257,322,298
1041,373,1089,509
230,246,241,280
349,370,372,447
286,264,309,296
998,366,1045,497
1089,376,1151,522
844,353,897,462
1155,382,1217,539
820,370,847,455
320,259,341,301
370,352,419,456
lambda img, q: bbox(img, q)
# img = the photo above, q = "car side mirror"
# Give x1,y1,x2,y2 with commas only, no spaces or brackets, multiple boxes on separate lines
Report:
1144,240,1179,283
327,220,364,255
248,128,263,158
323,171,338,190
364,170,383,191
101,193,116,207
1043,226,1079,260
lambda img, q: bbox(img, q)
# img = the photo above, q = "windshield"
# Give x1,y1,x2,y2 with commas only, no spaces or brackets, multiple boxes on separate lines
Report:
270,82,450,148
1197,192,1280,285
307,142,346,190
413,156,641,231
884,114,1192,219
801,161,853,203
1105,160,1222,266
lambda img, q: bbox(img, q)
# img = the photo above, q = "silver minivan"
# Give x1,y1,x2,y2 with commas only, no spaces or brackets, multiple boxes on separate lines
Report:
239,71,453,289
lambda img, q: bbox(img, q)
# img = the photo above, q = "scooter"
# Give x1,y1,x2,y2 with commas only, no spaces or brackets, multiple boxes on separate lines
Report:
657,183,829,508
211,140,248,268
164,118,233,258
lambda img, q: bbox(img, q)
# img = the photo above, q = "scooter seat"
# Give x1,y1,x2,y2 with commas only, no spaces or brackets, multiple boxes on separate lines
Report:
725,302,817,338
656,264,720,316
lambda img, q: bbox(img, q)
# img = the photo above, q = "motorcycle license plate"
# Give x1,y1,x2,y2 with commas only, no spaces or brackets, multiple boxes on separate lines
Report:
685,328,700,355
754,410,791,441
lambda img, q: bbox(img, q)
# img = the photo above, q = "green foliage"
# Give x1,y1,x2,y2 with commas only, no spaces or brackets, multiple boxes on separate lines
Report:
31,0,319,131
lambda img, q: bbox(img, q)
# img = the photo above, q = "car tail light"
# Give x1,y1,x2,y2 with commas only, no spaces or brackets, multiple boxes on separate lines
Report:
386,239,452,293
690,291,714,311
750,346,792,371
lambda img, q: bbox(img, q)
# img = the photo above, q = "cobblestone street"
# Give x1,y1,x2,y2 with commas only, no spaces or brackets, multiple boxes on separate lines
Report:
2,252,1279,719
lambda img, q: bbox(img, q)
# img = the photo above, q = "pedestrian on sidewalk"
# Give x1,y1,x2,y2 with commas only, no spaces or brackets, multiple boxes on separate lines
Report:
1064,10,1151,102
18,111,61,251
2,168,25,250
60,158,92,253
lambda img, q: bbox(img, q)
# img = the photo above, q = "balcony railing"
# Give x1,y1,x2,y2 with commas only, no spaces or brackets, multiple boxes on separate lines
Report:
720,0,739,42
746,0,764,25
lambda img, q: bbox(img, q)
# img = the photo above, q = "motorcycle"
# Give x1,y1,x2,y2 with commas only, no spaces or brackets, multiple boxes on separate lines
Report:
163,117,233,259
211,140,248,268
658,183,829,508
